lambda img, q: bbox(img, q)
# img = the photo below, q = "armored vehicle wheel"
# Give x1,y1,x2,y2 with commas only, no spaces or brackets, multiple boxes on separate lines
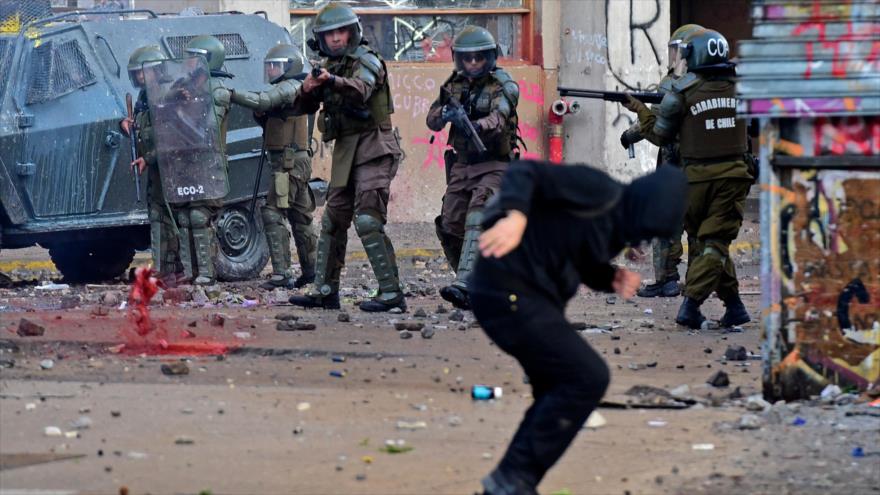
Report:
49,241,136,283
214,204,269,282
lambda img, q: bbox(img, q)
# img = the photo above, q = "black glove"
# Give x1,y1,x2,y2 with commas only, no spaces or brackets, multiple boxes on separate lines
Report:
619,128,640,150
441,104,466,125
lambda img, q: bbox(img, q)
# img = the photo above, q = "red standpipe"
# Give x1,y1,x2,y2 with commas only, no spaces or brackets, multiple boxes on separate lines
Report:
547,98,580,163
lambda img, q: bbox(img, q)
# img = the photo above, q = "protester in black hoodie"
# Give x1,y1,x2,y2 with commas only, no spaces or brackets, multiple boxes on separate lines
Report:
472,160,688,495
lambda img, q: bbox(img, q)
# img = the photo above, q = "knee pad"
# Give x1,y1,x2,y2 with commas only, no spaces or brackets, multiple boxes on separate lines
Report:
320,212,337,235
190,208,211,229
176,210,191,228
261,206,286,228
354,213,383,237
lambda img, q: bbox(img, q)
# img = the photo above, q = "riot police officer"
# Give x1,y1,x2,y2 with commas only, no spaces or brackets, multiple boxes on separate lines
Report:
426,26,520,310
174,35,234,286
229,44,317,290
119,45,180,280
621,23,704,299
639,28,753,329
288,2,405,312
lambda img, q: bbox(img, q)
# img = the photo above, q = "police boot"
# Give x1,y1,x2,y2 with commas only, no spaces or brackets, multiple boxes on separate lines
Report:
481,469,538,495
289,214,342,310
190,207,216,286
719,293,750,327
675,297,707,329
435,215,462,272
354,213,406,313
440,209,482,310
175,209,195,284
292,220,317,289
259,207,295,290
637,278,681,298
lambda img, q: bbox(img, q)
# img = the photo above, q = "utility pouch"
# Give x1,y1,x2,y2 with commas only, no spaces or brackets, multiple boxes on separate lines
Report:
282,147,296,171
274,172,290,209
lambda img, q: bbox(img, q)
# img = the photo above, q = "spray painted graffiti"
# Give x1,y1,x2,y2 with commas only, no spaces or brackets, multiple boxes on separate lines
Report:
777,170,880,391
412,130,451,171
787,4,880,80
604,0,665,91
813,116,880,156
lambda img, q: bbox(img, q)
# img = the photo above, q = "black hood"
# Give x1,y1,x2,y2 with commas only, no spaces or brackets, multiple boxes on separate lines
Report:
618,166,688,245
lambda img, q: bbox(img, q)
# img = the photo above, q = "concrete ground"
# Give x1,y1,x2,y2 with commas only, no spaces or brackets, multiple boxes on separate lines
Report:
1,221,878,495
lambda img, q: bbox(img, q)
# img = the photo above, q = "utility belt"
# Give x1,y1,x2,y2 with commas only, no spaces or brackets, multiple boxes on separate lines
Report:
453,150,510,165
681,153,744,167
270,144,312,157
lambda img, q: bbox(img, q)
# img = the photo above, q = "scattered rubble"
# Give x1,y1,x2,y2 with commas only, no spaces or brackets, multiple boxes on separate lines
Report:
17,318,45,337
161,362,190,376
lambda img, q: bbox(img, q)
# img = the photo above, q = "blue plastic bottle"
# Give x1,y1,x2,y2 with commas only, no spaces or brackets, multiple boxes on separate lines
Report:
471,385,503,400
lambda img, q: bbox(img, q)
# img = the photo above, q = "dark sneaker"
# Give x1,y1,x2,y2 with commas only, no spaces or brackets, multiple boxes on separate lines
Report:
439,285,471,310
259,275,294,291
359,295,407,313
719,294,750,327
289,292,341,310
292,272,315,289
675,297,707,329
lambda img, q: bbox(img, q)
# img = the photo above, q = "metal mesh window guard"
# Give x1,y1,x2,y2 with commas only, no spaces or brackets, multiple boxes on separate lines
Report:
26,38,97,105
164,33,250,60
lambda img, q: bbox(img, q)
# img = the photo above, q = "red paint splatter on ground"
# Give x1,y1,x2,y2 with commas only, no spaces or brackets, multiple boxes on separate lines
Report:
129,267,160,337
116,266,239,356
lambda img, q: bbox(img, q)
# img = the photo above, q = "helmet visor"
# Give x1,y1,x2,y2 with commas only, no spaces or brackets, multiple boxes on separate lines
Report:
668,41,688,76
454,49,496,78
264,60,290,83
128,67,144,89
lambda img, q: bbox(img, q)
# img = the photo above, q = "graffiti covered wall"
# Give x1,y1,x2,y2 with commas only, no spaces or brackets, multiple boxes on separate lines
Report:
309,63,545,223
774,167,880,394
559,0,668,181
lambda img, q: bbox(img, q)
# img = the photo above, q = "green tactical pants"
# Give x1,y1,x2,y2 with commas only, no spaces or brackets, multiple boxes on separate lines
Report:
262,149,316,276
146,164,179,276
652,231,683,283
683,178,752,301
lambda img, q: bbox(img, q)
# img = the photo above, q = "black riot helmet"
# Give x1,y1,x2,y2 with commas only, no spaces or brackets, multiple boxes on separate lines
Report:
309,2,362,57
671,28,733,75
451,26,500,78
264,43,309,83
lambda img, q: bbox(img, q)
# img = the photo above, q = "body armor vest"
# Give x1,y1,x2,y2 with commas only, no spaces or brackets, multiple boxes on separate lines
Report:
317,45,393,142
443,69,518,161
679,77,746,161
265,105,309,152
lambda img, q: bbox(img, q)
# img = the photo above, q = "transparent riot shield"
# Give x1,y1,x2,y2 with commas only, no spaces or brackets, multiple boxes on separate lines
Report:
143,56,228,204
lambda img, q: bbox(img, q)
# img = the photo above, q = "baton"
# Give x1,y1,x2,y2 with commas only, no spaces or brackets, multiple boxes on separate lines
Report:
126,93,142,203
249,138,267,220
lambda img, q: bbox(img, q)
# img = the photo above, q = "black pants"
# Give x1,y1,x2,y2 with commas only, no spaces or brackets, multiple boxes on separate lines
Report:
471,282,610,490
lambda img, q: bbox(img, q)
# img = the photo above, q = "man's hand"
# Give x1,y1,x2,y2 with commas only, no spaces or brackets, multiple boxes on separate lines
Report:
612,268,641,299
622,94,647,113
303,68,332,93
479,210,527,258
131,157,146,175
120,117,134,137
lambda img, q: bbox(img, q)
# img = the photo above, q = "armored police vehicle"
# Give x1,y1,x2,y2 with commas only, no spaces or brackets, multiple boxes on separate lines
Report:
0,8,293,282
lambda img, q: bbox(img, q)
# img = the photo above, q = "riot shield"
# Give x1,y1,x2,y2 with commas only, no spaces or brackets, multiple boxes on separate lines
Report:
143,56,228,204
